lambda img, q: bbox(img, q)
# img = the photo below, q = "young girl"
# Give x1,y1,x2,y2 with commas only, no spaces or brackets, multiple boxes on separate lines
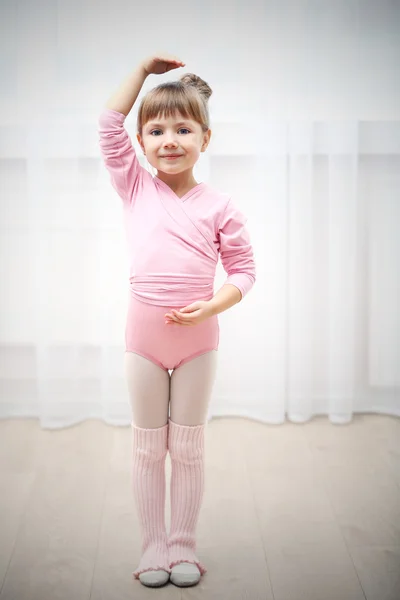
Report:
98,53,256,589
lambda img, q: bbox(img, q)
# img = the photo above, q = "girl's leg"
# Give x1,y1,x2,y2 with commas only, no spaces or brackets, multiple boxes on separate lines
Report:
167,350,218,576
124,351,170,429
169,349,218,425
124,352,171,582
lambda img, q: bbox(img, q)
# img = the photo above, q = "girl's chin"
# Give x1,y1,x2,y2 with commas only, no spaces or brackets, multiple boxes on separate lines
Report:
156,163,185,171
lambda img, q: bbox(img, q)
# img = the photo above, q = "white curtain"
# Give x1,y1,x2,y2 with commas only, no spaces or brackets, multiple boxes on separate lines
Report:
1,0,399,429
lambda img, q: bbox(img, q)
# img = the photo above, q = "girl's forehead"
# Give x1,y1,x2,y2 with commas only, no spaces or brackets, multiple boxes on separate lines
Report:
146,113,196,127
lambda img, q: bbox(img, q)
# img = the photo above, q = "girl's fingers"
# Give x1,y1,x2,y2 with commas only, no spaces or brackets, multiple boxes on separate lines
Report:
170,310,183,319
165,318,192,326
164,311,192,325
165,316,180,323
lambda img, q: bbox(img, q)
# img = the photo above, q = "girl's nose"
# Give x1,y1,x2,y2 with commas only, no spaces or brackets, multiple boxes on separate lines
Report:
163,133,178,145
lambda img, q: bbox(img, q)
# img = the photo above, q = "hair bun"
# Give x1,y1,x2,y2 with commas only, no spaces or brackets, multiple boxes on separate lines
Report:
179,73,212,101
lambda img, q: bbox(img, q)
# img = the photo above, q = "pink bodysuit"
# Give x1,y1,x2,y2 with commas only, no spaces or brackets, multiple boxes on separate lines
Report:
98,108,256,370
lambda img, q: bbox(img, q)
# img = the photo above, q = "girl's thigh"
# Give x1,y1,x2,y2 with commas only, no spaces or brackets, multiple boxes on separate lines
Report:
169,350,218,426
124,351,170,429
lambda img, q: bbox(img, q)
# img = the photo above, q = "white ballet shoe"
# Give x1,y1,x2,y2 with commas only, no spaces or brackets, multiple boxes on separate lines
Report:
170,562,201,587
138,569,170,587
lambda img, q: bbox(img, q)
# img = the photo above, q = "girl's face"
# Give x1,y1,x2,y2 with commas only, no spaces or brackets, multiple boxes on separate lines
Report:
137,113,211,176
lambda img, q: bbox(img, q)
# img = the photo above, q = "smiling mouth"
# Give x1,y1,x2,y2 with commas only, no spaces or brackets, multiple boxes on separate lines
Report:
162,155,182,159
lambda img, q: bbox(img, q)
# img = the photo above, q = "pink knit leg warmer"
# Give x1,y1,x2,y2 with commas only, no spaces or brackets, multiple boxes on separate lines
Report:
131,422,171,579
167,418,207,575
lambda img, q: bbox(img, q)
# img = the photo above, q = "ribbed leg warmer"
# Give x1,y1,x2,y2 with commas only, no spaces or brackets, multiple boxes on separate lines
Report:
131,422,170,579
167,418,207,575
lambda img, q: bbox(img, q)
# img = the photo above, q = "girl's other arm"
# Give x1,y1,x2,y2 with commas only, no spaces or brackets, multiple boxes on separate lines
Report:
216,199,256,302
208,284,242,316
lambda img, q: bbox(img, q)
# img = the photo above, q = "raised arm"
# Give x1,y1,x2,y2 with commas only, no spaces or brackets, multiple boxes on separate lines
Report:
104,53,186,116
99,63,150,204
105,64,148,116
99,55,186,204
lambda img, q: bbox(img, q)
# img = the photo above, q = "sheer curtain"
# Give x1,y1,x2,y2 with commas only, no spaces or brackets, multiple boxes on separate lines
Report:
1,0,399,428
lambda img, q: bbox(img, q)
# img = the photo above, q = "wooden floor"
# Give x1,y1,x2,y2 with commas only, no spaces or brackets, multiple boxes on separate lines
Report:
0,414,399,600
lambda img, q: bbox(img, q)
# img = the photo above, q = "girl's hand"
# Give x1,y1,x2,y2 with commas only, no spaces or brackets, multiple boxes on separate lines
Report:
142,53,185,76
165,301,214,327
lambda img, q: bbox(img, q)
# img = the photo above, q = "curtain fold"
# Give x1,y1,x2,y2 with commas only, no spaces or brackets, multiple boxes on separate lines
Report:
1,0,399,428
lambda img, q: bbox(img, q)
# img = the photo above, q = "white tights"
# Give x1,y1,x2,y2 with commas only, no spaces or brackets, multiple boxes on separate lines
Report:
124,350,218,428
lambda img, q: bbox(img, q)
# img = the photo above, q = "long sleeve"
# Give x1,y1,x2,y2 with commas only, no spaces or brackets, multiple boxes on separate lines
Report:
98,108,144,204
218,198,256,300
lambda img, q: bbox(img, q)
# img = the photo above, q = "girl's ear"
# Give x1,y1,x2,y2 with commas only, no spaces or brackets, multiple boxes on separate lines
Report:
137,133,146,154
201,129,211,152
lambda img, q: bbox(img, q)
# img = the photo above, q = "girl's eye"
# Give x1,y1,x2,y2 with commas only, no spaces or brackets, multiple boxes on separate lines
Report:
150,128,191,136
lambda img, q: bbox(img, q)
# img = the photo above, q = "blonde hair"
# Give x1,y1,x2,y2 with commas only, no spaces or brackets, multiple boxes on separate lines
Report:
137,73,212,136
